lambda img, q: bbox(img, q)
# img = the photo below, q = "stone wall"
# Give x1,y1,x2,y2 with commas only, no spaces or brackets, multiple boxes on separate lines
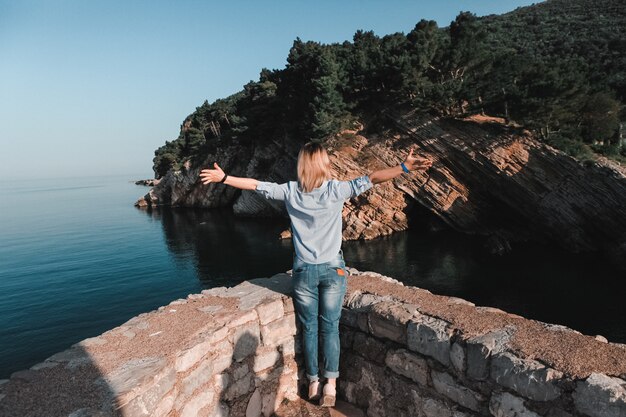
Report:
338,271,626,417
0,269,625,417
0,275,304,417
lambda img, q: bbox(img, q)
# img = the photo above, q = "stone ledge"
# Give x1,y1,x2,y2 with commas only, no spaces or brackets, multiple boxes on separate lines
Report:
338,269,626,416
0,269,624,417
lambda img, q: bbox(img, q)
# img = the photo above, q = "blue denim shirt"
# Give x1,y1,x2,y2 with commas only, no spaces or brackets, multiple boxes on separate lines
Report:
255,176,373,264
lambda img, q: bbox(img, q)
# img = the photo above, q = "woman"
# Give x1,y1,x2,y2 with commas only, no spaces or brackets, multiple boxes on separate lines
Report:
200,142,432,407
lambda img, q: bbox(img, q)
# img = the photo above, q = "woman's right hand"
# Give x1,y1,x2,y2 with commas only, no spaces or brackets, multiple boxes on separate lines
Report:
200,162,225,185
404,147,432,172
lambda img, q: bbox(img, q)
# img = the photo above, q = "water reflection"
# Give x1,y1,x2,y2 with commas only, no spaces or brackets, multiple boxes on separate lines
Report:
141,206,626,343
142,207,294,287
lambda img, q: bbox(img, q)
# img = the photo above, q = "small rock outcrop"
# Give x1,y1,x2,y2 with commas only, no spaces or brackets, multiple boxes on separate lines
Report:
134,179,161,187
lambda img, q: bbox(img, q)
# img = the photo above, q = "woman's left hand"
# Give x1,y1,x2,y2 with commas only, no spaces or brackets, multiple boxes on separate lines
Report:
200,162,225,184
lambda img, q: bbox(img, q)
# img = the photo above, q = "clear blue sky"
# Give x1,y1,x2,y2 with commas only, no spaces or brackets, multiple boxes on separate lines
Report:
0,0,537,180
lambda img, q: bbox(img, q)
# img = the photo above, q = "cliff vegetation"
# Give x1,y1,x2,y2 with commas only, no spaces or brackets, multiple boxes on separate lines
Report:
152,0,626,179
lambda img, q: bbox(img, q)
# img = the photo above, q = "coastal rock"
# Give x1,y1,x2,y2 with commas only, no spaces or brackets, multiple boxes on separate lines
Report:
134,179,161,186
135,111,626,270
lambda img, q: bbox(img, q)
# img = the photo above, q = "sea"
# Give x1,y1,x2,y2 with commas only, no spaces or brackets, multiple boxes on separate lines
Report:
0,173,624,379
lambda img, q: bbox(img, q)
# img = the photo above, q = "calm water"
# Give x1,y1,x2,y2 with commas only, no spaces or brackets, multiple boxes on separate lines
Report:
0,174,624,378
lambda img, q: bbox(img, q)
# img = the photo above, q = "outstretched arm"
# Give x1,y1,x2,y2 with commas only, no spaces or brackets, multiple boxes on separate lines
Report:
369,147,432,184
199,162,258,190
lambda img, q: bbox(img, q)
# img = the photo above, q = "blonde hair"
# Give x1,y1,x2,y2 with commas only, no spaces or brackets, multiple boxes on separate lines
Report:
297,142,332,193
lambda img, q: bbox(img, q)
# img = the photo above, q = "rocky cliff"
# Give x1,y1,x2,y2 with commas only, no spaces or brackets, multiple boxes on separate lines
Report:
135,110,626,270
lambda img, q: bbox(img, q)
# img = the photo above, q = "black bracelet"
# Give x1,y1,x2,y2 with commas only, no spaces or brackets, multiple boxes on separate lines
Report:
220,174,228,183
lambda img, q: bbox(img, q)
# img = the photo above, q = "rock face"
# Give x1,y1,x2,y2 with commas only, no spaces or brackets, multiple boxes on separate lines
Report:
135,111,626,269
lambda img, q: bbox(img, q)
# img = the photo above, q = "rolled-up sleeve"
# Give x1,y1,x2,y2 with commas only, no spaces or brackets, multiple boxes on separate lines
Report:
334,175,373,200
255,181,290,201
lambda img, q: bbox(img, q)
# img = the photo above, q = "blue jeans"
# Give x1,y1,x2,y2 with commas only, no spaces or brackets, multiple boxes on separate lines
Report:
292,249,348,382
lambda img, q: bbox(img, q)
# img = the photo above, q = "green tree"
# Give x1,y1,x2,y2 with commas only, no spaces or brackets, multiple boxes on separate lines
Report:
580,92,621,144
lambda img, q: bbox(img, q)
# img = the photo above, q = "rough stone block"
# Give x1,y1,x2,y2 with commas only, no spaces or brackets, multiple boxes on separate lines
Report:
407,316,452,366
353,332,386,364
231,321,261,362
153,386,178,417
254,363,285,386
431,370,482,411
261,391,277,417
253,347,280,373
384,348,428,386
340,307,358,327
489,391,540,417
208,325,230,344
368,301,415,344
176,339,213,373
573,373,626,417
224,372,252,401
278,370,299,401
260,313,297,346
356,312,369,333
490,352,562,401
246,388,262,417
211,402,230,417
180,389,214,417
282,297,294,314
239,288,283,311
10,370,39,383
340,326,355,350
345,291,390,310
466,327,513,380
358,362,386,414
341,352,365,383
214,373,229,391
276,336,297,356
227,309,259,328
450,342,466,374
198,305,223,314
100,357,171,408
382,372,424,411
338,380,358,404
202,286,227,296
546,409,574,417
256,299,284,325
121,362,176,417
213,339,234,374
232,362,250,381
44,347,92,371
118,365,176,417
422,397,453,417
181,359,214,398
77,336,107,348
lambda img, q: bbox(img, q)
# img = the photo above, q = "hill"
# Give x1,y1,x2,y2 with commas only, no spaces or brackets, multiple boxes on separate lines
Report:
150,0,626,179
138,0,626,270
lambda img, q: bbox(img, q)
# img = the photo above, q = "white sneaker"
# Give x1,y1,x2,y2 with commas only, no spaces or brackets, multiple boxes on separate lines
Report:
319,383,336,407
308,380,322,401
